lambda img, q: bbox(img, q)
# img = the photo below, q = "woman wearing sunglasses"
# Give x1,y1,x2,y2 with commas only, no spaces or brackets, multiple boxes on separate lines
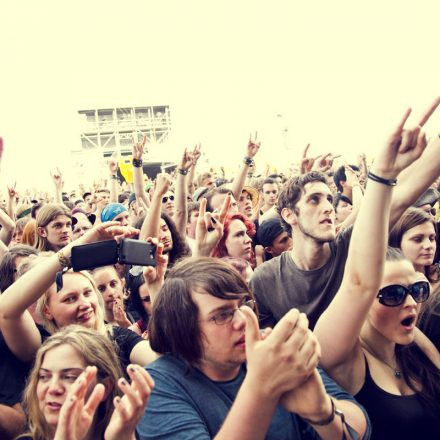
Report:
315,109,440,439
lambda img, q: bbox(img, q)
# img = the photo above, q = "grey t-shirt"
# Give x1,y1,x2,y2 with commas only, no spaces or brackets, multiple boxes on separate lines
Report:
250,226,353,329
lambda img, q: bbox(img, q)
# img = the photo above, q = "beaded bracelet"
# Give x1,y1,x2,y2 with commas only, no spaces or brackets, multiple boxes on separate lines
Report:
57,250,71,269
178,168,188,175
132,158,143,168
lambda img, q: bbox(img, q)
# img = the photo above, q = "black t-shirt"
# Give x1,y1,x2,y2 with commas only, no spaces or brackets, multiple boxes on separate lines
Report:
110,326,144,371
0,325,50,406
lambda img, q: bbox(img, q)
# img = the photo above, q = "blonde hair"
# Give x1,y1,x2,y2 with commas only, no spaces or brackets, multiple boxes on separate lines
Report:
35,204,71,251
22,325,123,440
35,271,107,336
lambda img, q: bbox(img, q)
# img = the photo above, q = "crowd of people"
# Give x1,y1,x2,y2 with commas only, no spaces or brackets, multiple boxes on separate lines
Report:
0,97,440,439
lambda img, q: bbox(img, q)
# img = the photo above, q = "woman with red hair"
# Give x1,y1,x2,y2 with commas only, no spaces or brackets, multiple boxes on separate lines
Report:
212,212,256,266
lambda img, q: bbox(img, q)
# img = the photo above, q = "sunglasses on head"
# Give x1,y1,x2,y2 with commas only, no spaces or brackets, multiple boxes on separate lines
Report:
377,281,430,307
162,195,175,203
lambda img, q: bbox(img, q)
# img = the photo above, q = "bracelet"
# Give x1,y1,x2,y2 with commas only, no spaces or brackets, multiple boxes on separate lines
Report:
368,171,397,186
178,168,188,176
110,174,118,180
57,249,71,269
132,158,143,168
302,397,335,426
244,156,254,166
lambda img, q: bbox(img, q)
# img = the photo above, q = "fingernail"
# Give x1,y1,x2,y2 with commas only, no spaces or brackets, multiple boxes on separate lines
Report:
120,378,127,386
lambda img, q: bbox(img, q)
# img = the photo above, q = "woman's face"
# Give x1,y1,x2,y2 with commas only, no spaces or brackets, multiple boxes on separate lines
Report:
37,344,95,428
158,218,173,253
93,267,123,313
400,221,436,270
225,219,253,261
139,283,152,316
367,260,425,346
45,273,99,329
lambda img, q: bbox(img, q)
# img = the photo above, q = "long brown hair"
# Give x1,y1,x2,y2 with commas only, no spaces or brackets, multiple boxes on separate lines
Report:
386,248,440,414
35,203,71,251
21,326,122,440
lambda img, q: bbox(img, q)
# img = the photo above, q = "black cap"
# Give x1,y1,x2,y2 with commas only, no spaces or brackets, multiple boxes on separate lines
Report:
256,218,284,248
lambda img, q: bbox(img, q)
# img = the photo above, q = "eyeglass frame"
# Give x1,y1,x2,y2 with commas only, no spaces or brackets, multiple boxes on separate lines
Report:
162,195,175,204
207,299,256,325
377,281,430,307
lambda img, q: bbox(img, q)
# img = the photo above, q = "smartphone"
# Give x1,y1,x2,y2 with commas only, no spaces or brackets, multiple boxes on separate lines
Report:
71,240,119,271
119,239,156,266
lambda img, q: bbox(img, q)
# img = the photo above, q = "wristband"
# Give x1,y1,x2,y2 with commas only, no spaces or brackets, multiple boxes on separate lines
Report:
110,174,118,180
178,168,188,176
301,397,335,426
57,249,71,269
132,158,143,168
244,156,254,166
368,171,397,186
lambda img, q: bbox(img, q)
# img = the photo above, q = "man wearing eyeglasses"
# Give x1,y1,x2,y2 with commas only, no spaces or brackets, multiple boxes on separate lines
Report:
137,257,369,439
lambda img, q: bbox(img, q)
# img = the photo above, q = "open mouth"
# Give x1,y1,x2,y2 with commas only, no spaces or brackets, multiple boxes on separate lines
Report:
320,219,332,225
77,310,93,323
400,316,416,328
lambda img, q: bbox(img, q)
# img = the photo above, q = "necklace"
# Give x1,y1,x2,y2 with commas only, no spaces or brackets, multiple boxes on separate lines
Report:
361,340,402,379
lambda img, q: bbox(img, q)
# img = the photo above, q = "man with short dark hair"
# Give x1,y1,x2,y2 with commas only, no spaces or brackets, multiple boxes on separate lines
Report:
250,99,440,329
137,257,369,439
260,177,279,214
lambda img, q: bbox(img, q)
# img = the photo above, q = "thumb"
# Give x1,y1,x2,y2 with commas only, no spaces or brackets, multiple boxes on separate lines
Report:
241,306,261,351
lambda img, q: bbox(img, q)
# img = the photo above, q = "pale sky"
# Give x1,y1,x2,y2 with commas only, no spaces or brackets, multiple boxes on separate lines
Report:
0,0,439,191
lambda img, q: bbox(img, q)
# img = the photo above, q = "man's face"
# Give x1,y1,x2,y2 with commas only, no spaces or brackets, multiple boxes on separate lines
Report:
202,176,215,188
284,181,336,244
113,211,130,226
39,215,72,250
72,215,92,240
335,200,352,224
193,291,247,381
84,195,93,205
96,191,110,205
262,183,278,207
238,191,253,218
266,231,293,257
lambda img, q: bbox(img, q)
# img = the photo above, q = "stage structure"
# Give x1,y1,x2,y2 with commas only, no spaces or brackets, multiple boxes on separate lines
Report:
76,106,175,180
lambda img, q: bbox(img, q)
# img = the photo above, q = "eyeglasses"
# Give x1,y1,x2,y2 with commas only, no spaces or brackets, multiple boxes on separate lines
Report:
430,207,436,216
209,299,256,325
162,195,175,203
377,281,430,307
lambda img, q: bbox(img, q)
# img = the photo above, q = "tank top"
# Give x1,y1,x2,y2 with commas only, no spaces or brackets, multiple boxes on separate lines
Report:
355,356,440,439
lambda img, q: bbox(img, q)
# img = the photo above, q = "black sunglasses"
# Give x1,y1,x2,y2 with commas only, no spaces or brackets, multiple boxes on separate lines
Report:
162,195,175,203
377,281,430,307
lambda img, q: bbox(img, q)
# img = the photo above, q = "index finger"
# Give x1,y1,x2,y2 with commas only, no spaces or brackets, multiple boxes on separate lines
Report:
268,308,301,344
218,194,231,224
417,96,440,127
302,143,311,159
198,197,207,220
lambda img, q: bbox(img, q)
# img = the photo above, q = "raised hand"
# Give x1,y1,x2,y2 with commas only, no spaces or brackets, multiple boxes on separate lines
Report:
178,148,194,172
132,134,147,160
312,153,335,173
51,168,64,189
374,98,440,178
191,143,202,166
108,153,119,175
242,307,319,399
344,165,360,188
104,364,154,440
142,239,168,302
7,182,17,199
113,297,132,328
300,144,315,174
79,222,139,245
154,173,172,197
195,196,230,257
247,132,261,158
54,366,106,440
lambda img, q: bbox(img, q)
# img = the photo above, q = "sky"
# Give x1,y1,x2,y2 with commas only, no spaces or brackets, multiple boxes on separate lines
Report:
0,0,439,191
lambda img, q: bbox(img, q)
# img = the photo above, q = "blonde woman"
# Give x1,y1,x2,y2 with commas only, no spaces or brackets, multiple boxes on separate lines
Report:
19,326,153,440
0,222,157,369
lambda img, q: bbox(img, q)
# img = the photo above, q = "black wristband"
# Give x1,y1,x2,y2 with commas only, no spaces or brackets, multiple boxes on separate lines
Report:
368,171,397,186
110,174,118,180
244,156,254,166
132,158,143,168
178,168,188,176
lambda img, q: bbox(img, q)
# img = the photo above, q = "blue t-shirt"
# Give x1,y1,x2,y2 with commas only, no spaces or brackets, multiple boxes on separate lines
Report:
137,354,371,439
